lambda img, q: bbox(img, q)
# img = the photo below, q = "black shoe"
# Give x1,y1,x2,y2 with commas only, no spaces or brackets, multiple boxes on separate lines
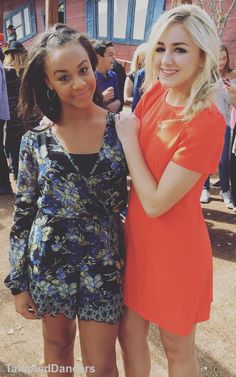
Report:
0,187,13,195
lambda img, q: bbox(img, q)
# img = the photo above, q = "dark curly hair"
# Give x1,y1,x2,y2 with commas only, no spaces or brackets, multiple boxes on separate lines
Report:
92,40,114,57
19,26,102,127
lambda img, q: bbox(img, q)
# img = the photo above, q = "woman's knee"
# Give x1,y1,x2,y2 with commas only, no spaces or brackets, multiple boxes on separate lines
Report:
42,316,76,357
82,349,117,377
160,327,196,363
118,308,149,352
164,342,196,364
79,320,118,375
44,333,75,357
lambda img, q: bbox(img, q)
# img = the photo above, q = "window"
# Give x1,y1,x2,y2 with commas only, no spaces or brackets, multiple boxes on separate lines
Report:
133,0,149,40
42,0,66,29
98,0,108,37
58,1,66,24
87,0,165,44
4,1,36,42
171,0,192,5
113,0,129,39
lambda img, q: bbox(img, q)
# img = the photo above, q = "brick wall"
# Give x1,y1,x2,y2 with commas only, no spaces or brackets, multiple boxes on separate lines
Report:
115,0,236,71
3,0,236,66
3,0,86,49
164,0,236,67
113,44,136,64
3,0,47,49
66,0,86,31
221,0,236,67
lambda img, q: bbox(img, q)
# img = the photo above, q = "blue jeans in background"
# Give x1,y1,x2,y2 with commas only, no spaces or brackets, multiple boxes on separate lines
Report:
203,176,210,191
219,126,231,193
0,120,11,190
203,126,231,192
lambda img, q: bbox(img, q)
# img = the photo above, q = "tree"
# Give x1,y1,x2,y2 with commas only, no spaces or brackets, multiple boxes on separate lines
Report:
194,0,236,37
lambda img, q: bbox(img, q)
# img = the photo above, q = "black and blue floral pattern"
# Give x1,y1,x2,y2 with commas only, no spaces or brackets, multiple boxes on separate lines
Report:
5,113,128,324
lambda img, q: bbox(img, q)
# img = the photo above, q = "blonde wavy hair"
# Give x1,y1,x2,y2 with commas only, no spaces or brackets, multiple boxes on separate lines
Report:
4,50,28,76
130,43,148,73
144,4,221,121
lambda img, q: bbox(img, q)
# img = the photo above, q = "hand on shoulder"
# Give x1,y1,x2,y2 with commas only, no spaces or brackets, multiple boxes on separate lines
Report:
115,112,140,146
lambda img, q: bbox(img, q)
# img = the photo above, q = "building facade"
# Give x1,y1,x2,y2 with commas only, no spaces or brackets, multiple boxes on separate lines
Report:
2,0,236,65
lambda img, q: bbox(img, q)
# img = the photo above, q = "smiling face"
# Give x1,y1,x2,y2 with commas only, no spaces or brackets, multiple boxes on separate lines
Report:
7,28,14,36
44,43,96,112
155,23,204,96
97,46,115,72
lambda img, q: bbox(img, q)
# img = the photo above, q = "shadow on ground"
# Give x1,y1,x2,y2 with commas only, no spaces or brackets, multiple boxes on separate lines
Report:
148,325,235,377
202,207,236,262
0,194,15,210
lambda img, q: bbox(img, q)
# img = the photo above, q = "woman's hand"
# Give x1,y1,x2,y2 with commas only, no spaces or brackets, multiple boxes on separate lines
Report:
14,291,40,320
102,87,115,103
107,99,121,113
225,82,236,107
115,113,140,146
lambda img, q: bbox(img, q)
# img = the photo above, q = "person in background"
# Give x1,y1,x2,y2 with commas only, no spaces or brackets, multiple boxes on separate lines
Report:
230,108,236,213
0,59,11,194
124,43,148,107
112,59,126,111
93,40,121,113
227,82,236,106
0,33,6,62
220,45,236,81
131,67,146,112
6,25,17,46
226,83,236,212
200,44,236,205
4,41,28,180
115,5,225,377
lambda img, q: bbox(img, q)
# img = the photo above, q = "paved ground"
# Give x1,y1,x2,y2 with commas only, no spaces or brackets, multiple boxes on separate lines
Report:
0,179,235,377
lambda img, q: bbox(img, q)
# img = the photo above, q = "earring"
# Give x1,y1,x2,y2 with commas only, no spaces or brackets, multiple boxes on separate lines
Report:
47,89,56,101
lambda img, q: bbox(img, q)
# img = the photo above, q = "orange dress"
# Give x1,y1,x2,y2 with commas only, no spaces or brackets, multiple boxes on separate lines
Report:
124,82,226,336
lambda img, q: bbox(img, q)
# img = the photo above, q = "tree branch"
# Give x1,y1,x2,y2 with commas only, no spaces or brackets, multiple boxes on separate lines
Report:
193,0,236,37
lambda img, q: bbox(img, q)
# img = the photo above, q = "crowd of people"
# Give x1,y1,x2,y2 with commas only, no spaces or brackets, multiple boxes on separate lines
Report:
0,26,28,194
1,4,236,377
1,21,236,210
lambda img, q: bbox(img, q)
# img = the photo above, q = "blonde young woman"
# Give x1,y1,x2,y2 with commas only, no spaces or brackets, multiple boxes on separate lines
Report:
115,5,225,377
123,43,148,106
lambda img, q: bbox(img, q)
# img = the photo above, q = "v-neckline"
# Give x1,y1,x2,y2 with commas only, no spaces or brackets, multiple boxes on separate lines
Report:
48,112,110,178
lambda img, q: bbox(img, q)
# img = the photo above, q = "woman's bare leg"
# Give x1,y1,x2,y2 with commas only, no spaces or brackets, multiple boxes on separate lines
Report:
118,307,150,377
78,320,119,377
159,325,198,377
42,314,76,377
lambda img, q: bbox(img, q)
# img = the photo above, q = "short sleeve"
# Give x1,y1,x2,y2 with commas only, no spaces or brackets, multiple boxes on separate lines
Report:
134,81,165,119
132,69,146,112
171,108,226,174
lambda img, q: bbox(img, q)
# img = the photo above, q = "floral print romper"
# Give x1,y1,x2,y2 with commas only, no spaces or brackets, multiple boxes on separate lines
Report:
5,113,128,324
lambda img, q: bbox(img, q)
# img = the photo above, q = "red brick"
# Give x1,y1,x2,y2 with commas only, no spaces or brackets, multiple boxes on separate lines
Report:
2,0,236,64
